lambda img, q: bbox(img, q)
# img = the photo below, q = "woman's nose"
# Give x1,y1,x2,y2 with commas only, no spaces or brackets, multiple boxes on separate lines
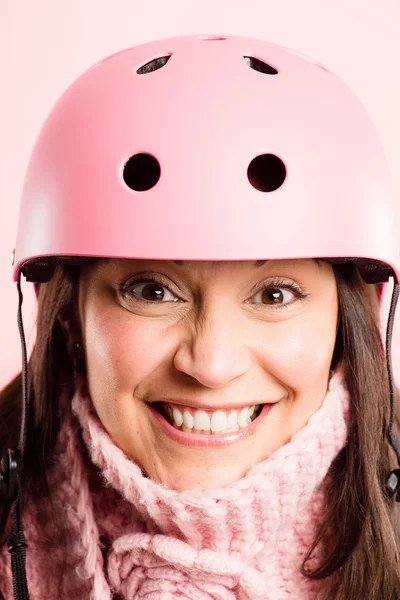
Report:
172,314,252,388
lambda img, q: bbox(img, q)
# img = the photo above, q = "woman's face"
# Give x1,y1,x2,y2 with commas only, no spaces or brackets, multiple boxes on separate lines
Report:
75,258,338,491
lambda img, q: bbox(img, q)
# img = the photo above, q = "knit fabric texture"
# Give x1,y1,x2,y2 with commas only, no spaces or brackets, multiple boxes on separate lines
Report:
0,368,350,599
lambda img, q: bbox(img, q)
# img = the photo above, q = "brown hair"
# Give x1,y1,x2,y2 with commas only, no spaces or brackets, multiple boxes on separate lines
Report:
1,261,400,598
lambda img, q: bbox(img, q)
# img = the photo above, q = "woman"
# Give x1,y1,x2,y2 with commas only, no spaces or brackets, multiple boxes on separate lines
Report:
1,33,400,599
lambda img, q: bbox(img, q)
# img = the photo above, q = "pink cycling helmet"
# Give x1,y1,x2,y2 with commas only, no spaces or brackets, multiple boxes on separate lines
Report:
12,33,399,285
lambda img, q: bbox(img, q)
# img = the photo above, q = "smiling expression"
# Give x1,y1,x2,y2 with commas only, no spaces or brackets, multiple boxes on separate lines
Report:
73,258,338,491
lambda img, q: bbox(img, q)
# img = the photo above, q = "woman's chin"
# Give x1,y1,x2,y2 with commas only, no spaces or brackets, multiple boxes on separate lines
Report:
145,461,250,491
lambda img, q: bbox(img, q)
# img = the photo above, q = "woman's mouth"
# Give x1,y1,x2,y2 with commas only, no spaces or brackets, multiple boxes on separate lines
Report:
157,402,262,434
148,401,273,447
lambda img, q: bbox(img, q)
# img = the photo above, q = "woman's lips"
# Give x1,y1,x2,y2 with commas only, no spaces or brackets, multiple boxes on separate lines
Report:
147,402,275,447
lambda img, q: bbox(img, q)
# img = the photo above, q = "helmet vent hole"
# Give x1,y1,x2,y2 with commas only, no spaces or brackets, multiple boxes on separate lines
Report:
244,56,278,75
136,55,171,74
248,154,286,192
123,153,161,191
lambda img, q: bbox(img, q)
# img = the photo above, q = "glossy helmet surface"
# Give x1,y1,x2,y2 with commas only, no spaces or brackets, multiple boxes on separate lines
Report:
12,34,399,286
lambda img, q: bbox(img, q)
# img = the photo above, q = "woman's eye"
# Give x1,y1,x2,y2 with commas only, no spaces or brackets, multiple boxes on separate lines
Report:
124,280,178,303
250,286,297,306
120,277,303,307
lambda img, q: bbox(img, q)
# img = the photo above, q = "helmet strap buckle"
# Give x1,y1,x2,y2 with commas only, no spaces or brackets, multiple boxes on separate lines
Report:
385,469,400,501
0,448,19,504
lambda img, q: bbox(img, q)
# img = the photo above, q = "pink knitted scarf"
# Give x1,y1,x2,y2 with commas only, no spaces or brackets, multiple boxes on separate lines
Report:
0,368,350,599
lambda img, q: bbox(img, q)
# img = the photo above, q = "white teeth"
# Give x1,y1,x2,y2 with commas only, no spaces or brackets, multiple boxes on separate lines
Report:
172,407,183,427
227,410,238,428
183,410,194,429
165,403,260,434
193,410,211,431
210,410,228,432
237,407,249,428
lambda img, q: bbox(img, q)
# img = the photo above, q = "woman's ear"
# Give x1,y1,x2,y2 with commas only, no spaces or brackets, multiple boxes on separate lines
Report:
58,306,87,381
57,306,81,360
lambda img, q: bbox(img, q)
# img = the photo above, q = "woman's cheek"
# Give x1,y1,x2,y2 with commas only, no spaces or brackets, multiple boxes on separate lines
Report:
87,310,172,392
256,316,336,393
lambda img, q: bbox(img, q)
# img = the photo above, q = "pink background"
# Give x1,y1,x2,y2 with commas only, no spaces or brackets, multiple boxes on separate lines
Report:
1,0,400,388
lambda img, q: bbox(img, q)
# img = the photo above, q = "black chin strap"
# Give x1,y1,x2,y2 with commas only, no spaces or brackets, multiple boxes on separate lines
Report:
384,280,400,498
0,271,30,599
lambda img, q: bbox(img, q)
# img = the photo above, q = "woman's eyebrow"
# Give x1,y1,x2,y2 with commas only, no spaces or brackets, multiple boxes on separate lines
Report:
173,260,267,268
